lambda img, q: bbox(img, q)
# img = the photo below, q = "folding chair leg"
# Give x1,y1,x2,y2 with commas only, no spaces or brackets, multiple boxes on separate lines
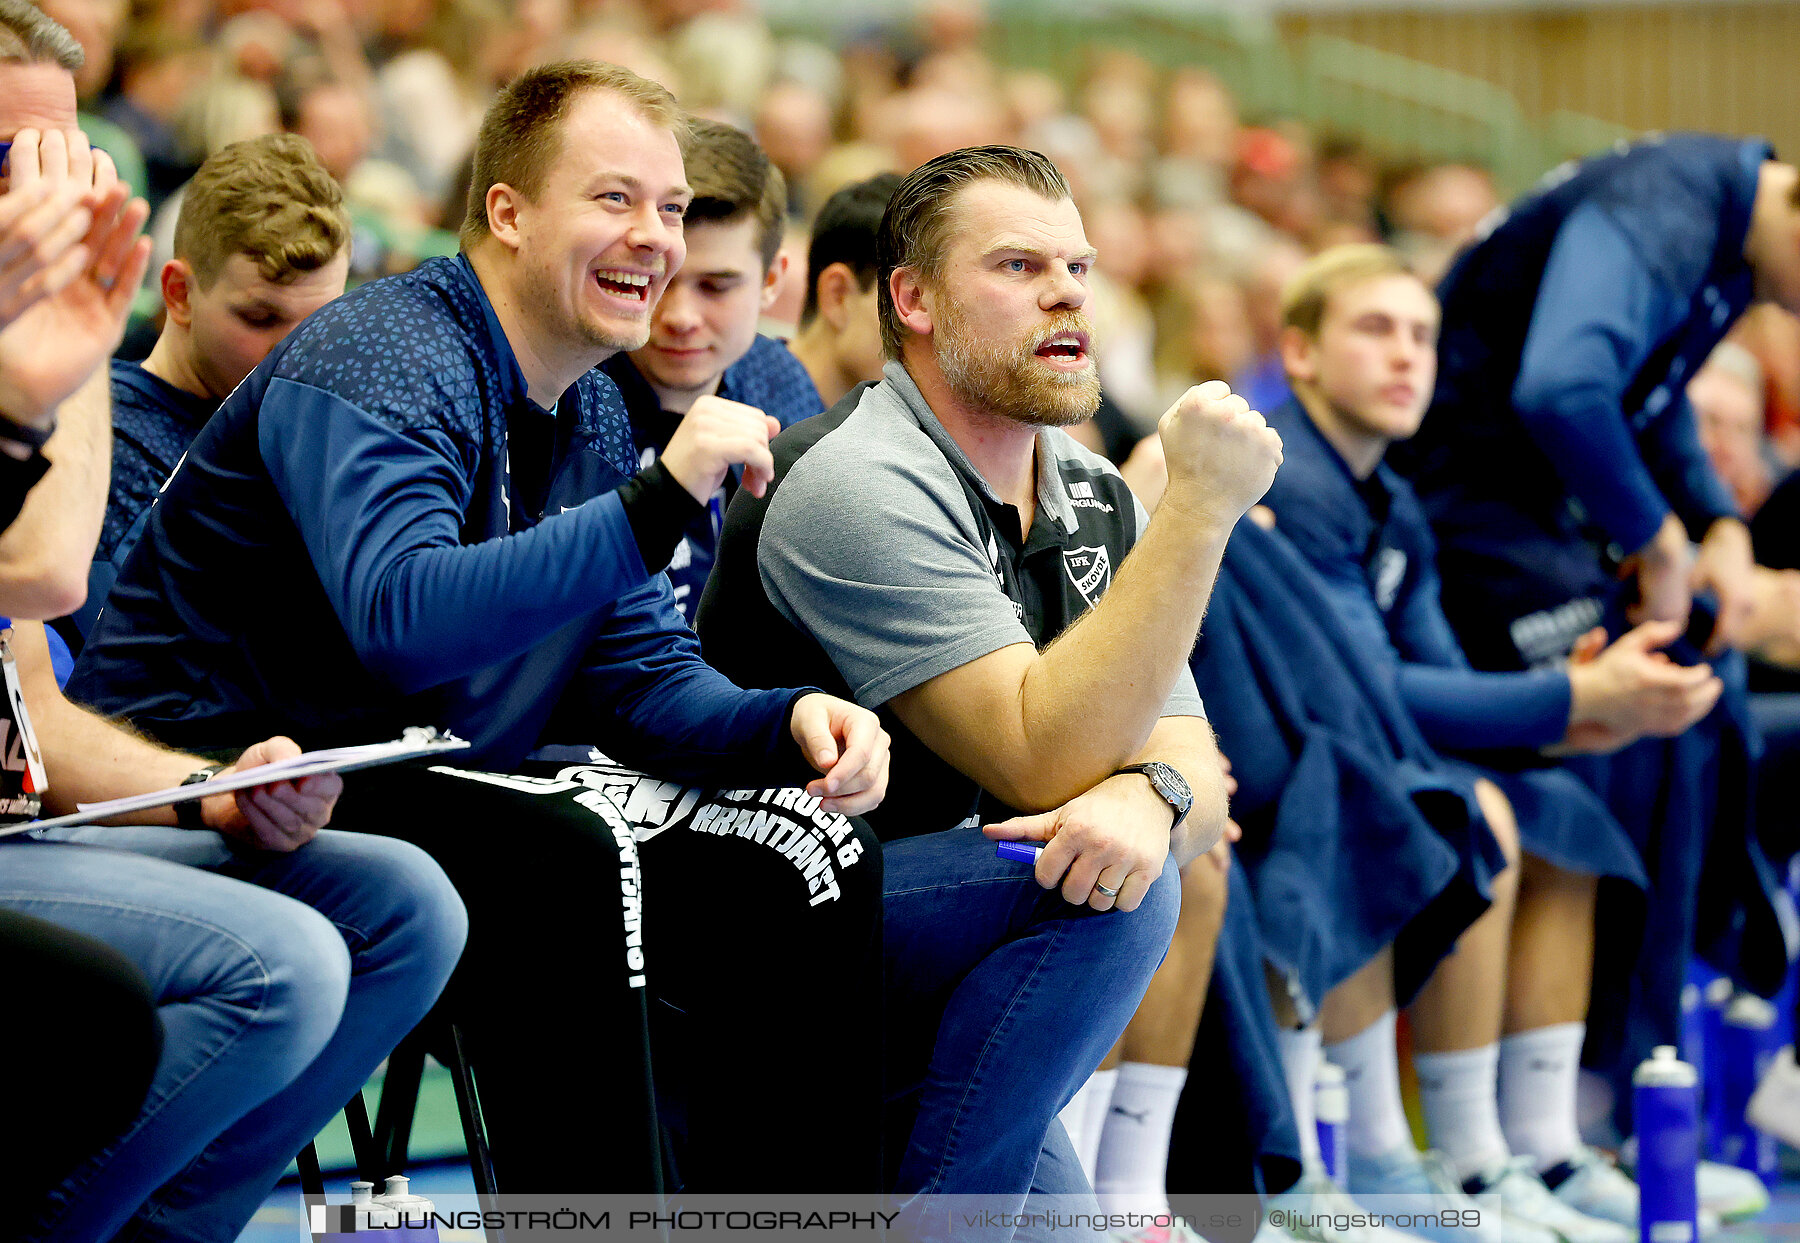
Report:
374,1031,427,1178
442,1023,503,1243
296,1142,326,1222
344,1090,381,1185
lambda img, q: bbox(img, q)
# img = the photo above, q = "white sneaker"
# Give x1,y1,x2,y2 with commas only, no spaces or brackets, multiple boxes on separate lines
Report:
1463,1157,1633,1243
1343,1146,1524,1243
1544,1146,1728,1235
1745,1043,1800,1150
1259,1164,1428,1243
1542,1147,1637,1227
1693,1160,1769,1224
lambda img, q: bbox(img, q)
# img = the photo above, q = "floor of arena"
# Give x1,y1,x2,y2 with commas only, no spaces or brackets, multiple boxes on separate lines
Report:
234,1057,1800,1242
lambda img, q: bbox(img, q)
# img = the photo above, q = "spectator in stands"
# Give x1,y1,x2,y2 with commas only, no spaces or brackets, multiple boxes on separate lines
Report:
1691,342,1775,517
0,7,465,1239
1268,244,1727,1229
80,133,349,639
73,60,890,1196
97,20,206,212
787,171,900,408
754,79,833,217
602,118,820,623
699,145,1272,1234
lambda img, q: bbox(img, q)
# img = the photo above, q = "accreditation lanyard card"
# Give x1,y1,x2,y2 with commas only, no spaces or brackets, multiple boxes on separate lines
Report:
7,726,470,836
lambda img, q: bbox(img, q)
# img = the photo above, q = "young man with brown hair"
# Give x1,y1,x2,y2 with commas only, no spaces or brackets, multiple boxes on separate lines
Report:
87,133,349,625
601,117,820,620
1262,243,1728,1230
73,59,890,1196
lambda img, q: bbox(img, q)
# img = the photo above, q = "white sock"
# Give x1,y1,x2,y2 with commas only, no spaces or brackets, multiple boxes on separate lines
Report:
1414,1043,1511,1181
1498,1022,1586,1171
1324,1010,1414,1158
1095,1061,1186,1217
1278,1025,1323,1166
1060,1067,1117,1183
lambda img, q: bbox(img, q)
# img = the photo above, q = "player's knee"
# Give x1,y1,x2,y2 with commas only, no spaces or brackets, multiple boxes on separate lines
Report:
1174,853,1229,949
1473,777,1522,868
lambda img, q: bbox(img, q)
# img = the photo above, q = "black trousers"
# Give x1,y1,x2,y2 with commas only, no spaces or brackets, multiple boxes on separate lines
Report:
0,908,161,1232
332,763,884,1193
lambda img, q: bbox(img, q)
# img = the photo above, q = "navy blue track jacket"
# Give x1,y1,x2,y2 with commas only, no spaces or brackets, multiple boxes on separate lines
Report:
1397,134,1765,668
71,255,807,777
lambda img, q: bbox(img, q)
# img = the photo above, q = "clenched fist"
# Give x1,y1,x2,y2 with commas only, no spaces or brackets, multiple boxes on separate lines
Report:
1156,380,1284,529
660,394,781,504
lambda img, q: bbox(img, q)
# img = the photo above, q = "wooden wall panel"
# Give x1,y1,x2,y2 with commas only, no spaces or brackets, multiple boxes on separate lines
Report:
1275,4,1800,166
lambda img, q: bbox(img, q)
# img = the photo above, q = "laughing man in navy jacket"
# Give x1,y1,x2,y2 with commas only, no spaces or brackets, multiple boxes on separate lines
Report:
72,62,890,1196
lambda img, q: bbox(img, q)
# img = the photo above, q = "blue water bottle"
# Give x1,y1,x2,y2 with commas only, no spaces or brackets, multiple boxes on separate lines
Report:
1634,1045,1699,1243
1316,1061,1348,1189
1715,995,1781,1186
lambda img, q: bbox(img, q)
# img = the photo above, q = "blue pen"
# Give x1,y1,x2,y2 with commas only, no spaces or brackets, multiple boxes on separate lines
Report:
995,841,1042,864
708,493,724,541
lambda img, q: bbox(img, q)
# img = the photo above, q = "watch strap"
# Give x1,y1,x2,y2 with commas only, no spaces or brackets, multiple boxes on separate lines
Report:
175,763,227,830
1114,761,1193,831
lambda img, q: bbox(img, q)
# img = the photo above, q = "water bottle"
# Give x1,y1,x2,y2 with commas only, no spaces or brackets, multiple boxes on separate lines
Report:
1634,1046,1699,1243
1697,976,1733,1159
373,1174,441,1242
1316,1061,1348,1189
1714,994,1780,1186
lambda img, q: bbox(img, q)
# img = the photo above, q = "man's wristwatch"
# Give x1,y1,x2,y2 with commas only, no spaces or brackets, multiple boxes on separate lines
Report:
175,763,227,830
1114,761,1193,832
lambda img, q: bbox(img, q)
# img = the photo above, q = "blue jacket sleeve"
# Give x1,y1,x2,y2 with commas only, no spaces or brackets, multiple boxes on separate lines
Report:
1512,204,1691,555
258,378,654,694
1386,515,1572,750
1639,389,1741,535
566,576,819,786
1397,664,1572,752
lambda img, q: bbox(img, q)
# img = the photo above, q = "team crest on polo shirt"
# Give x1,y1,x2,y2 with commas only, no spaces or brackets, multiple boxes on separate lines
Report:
1063,545,1112,606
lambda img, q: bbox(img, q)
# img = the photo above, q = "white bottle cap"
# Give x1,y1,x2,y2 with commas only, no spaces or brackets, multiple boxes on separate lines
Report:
1315,1061,1349,1124
1634,1045,1698,1088
1725,994,1778,1030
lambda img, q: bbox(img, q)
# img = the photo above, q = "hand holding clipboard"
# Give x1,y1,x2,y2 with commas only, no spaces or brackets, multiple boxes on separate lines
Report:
11,726,469,837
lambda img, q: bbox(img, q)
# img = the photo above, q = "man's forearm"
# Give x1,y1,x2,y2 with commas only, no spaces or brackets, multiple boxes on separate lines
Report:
13,621,198,818
1014,505,1231,800
893,505,1232,813
0,366,109,619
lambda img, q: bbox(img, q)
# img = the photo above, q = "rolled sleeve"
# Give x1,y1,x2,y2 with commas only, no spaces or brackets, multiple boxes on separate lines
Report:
759,446,1034,708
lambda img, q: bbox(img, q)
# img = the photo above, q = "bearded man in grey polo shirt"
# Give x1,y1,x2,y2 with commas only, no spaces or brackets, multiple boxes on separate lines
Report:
698,146,1283,1236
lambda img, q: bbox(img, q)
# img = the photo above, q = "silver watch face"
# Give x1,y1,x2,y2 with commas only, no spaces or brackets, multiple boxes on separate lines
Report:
1142,762,1192,822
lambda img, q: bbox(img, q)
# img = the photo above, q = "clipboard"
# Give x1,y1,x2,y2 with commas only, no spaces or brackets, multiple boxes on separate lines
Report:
8,726,470,836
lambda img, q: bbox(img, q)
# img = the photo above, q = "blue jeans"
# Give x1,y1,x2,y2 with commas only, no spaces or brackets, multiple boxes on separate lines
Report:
882,828,1180,1234
0,827,467,1243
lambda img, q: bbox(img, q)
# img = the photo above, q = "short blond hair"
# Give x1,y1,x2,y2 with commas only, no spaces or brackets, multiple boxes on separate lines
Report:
173,134,348,289
1281,243,1425,340
0,0,81,68
460,60,687,248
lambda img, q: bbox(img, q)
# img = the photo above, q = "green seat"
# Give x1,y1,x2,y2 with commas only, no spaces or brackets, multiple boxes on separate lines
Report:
1298,34,1538,191
1539,109,1639,171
